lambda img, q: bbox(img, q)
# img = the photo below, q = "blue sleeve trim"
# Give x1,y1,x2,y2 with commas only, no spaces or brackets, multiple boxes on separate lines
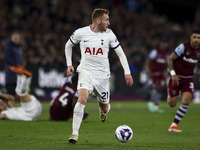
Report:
111,44,120,50
70,38,76,45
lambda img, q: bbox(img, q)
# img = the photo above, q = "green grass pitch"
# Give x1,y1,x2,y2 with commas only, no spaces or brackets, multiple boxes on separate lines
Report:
0,101,200,150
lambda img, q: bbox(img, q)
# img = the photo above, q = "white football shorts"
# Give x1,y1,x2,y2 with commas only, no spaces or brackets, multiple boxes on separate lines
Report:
77,72,110,104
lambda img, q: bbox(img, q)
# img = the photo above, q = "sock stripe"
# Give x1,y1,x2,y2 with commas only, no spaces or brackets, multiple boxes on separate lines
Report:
175,115,182,121
150,89,161,104
181,104,188,108
177,110,185,117
178,108,186,114
176,114,184,118
179,106,188,112
173,104,188,124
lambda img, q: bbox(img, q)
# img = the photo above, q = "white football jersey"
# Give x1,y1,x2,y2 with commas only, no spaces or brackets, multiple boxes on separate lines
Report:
70,26,120,79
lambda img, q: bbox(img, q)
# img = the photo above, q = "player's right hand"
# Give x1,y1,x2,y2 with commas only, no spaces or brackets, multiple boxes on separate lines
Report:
171,75,180,86
67,66,74,76
125,74,134,86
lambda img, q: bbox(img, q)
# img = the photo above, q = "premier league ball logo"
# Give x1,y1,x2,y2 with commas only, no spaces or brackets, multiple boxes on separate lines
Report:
115,125,133,143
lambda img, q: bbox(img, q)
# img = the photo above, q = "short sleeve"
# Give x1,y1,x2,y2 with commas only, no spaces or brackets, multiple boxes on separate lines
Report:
149,49,157,60
174,43,185,56
74,91,78,98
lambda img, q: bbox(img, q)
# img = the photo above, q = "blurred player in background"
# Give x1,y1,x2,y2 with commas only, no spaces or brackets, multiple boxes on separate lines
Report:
167,29,200,132
146,40,168,113
4,31,23,96
0,65,42,121
65,8,133,144
50,72,88,121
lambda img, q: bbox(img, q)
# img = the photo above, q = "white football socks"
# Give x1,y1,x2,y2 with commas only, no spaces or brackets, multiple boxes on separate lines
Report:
72,102,85,136
15,75,31,96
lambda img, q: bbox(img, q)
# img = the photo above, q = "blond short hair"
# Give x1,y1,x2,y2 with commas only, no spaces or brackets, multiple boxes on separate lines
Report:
92,8,109,22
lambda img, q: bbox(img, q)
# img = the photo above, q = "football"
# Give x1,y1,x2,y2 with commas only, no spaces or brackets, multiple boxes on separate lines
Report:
115,125,133,143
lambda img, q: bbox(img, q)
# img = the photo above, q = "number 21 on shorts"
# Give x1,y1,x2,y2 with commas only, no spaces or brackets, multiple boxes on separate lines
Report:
101,92,109,102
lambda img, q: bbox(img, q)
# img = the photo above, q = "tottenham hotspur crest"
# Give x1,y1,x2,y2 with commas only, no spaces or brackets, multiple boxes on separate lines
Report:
101,39,104,45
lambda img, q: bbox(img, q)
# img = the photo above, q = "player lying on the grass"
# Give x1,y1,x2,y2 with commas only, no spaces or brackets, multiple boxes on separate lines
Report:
0,65,42,121
49,72,88,121
167,29,200,132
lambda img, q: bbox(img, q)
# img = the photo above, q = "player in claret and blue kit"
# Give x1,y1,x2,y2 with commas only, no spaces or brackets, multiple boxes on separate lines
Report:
146,40,168,113
167,29,200,132
50,72,88,121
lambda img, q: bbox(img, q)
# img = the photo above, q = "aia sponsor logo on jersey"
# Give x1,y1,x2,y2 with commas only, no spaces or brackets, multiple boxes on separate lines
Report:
84,47,103,55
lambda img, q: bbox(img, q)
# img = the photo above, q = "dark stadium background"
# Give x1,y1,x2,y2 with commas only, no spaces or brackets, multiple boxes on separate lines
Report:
0,0,200,100
151,0,200,23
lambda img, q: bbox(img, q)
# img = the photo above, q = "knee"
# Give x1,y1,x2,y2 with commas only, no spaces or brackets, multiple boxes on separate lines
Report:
168,102,176,107
78,96,87,105
168,98,177,107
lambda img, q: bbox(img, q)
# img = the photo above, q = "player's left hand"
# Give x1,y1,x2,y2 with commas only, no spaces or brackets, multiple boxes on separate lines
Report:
125,74,134,86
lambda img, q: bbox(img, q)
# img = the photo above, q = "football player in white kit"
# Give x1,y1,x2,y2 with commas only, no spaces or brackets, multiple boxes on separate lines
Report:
0,65,42,121
65,8,133,144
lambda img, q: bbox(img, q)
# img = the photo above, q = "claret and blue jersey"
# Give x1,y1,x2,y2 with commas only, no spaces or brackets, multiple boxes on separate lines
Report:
174,42,200,78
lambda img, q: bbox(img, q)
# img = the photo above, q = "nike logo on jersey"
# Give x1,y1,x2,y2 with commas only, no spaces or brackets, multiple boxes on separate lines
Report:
84,40,89,42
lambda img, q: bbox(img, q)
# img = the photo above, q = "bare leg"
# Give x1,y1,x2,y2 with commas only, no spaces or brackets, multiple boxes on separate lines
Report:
99,102,110,113
20,94,32,103
99,102,110,122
